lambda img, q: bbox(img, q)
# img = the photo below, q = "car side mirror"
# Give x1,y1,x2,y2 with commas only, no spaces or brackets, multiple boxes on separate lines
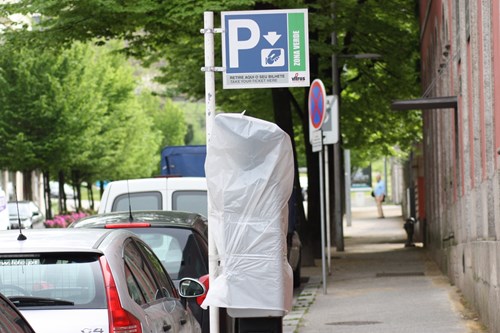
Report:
178,278,206,298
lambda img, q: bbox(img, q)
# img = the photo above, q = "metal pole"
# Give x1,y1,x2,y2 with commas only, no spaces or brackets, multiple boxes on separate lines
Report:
203,11,219,333
331,9,344,251
204,12,216,144
344,150,352,227
319,139,327,294
324,148,331,274
333,145,343,250
384,156,388,200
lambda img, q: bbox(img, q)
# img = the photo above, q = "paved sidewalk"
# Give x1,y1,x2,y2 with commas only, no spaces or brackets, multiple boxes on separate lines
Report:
284,205,487,333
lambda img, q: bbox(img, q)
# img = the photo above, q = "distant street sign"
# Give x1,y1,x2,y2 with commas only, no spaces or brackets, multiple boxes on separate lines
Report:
221,9,309,89
322,95,339,144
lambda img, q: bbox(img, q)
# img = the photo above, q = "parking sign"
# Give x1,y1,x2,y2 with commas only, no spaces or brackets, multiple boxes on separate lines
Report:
222,9,309,89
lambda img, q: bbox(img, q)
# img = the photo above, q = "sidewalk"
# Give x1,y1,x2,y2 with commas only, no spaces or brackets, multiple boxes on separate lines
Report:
284,204,487,333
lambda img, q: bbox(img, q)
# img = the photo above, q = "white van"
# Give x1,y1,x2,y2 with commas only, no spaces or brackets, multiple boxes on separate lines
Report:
98,177,208,217
98,176,302,287
0,188,9,230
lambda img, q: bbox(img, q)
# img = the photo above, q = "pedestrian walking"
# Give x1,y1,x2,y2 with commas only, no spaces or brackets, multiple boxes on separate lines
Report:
372,173,385,218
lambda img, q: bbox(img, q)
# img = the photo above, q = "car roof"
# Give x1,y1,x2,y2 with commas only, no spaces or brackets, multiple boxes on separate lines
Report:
106,177,207,190
0,229,122,254
71,210,208,233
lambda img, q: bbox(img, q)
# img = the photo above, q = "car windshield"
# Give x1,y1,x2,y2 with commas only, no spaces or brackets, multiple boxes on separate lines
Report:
0,253,106,309
7,203,30,218
129,228,208,281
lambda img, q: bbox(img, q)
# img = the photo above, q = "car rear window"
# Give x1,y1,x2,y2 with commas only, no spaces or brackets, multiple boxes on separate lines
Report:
0,253,106,309
171,190,207,217
129,228,208,280
112,192,162,212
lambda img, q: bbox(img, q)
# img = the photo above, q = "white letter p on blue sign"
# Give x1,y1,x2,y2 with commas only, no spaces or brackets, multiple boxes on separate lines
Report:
228,19,260,68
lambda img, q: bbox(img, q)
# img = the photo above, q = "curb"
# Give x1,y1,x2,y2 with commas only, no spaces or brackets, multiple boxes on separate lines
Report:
283,276,321,333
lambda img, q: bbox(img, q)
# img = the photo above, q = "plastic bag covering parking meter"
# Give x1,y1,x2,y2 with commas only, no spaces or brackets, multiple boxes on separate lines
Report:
202,113,294,315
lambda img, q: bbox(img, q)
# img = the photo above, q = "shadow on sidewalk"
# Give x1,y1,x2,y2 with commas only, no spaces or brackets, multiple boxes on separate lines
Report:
291,204,488,333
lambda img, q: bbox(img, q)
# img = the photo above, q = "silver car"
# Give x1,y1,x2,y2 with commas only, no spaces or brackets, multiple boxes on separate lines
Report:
0,229,204,333
8,201,45,229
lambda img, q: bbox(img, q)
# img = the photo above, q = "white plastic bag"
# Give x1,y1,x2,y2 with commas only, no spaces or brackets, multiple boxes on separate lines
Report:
202,113,294,314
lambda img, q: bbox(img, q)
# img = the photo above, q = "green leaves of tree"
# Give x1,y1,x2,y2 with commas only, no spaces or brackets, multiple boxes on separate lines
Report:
0,40,171,183
0,0,421,167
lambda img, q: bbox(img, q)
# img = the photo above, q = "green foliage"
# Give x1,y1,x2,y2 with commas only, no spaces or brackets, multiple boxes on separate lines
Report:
332,0,422,164
0,39,165,182
138,91,186,148
0,0,421,170
173,101,206,145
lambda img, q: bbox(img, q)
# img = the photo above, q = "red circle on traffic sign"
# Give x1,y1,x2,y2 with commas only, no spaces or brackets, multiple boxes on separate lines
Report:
308,79,326,130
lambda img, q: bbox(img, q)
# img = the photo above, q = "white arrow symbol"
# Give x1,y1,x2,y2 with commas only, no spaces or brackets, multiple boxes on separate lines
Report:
263,31,281,46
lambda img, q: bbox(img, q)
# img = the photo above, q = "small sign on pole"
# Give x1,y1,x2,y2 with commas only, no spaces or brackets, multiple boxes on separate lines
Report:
322,95,339,144
311,130,322,153
308,78,327,144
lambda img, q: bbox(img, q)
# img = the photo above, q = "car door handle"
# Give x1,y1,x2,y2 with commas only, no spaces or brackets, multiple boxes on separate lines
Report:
180,318,187,325
163,323,172,332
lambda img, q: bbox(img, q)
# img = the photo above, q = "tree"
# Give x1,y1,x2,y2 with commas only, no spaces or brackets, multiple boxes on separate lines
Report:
0,0,421,259
138,91,187,149
0,39,164,215
0,0,420,153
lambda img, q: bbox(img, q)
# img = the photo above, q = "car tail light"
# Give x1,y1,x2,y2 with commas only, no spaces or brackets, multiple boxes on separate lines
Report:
196,274,210,306
105,223,151,229
100,257,142,333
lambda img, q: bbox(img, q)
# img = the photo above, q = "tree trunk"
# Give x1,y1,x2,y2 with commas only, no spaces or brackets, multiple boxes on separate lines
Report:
271,88,317,266
58,171,67,213
87,181,94,211
99,181,105,199
43,172,53,220
72,170,82,212
22,170,32,201
301,93,322,263
299,28,323,263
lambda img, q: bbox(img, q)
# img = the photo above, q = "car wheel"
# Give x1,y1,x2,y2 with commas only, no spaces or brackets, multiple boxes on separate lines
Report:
293,252,301,288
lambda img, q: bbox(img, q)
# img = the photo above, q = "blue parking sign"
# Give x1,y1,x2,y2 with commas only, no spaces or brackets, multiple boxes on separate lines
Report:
224,13,288,73
222,9,309,89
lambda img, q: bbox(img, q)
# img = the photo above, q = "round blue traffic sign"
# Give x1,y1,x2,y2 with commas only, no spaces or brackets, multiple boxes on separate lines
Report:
308,79,326,130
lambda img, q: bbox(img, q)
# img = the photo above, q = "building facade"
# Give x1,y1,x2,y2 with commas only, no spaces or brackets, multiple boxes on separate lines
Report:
418,1,500,331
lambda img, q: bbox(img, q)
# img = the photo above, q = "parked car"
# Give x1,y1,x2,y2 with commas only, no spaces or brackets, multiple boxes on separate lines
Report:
49,181,77,199
7,201,45,229
0,228,204,333
97,177,302,287
0,291,36,333
69,210,233,333
0,187,8,231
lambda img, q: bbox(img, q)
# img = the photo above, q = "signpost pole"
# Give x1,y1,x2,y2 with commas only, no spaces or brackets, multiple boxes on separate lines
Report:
309,79,327,294
202,11,219,333
322,96,338,273
204,12,216,142
319,135,327,294
344,149,352,227
324,147,331,274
